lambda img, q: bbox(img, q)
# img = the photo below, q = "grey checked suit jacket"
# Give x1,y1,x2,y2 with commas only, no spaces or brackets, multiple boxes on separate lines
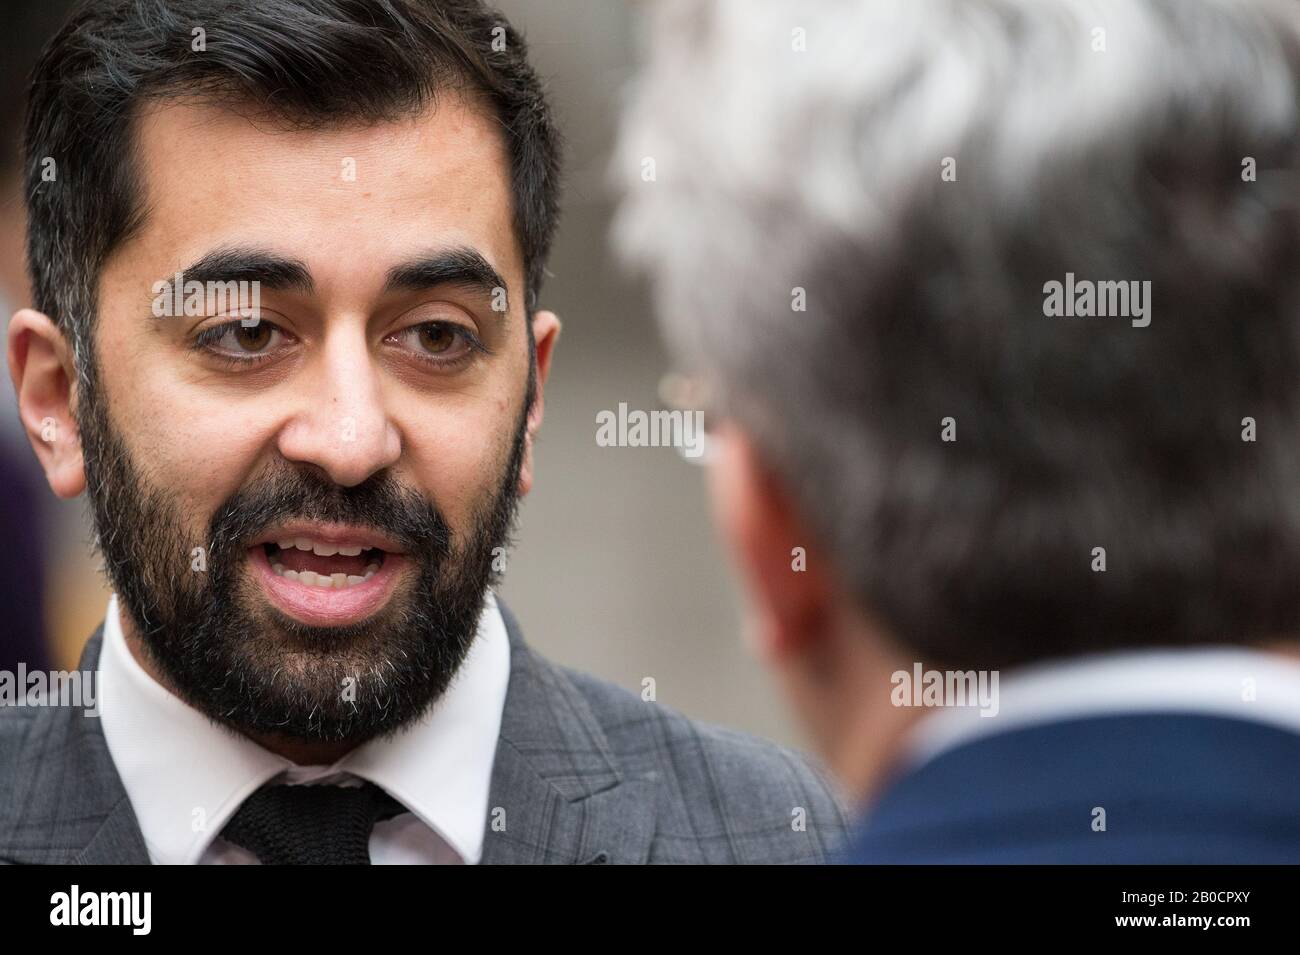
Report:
1,602,848,863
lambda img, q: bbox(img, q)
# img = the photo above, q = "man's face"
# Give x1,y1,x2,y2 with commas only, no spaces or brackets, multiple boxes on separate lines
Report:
77,93,549,744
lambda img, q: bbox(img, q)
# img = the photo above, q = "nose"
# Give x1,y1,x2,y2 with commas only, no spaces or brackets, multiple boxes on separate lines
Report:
276,326,401,487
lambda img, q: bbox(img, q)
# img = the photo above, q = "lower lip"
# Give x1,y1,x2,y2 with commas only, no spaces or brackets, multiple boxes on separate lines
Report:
248,545,406,627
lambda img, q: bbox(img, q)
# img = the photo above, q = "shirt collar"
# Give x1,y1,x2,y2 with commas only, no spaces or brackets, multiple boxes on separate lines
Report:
900,645,1300,770
97,590,510,864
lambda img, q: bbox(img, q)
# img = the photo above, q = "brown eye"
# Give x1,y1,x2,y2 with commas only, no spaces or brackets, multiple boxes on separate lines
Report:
192,318,290,366
417,323,456,354
235,322,273,352
385,319,481,368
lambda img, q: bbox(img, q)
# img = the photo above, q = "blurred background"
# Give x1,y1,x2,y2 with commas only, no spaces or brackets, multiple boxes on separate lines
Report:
0,1,800,747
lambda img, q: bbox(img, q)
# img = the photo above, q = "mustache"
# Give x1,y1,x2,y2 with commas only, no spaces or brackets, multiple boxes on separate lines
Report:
203,465,452,565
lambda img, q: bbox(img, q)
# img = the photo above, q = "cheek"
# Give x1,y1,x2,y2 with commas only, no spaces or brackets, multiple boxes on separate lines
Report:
97,311,274,469
106,368,278,518
398,403,516,528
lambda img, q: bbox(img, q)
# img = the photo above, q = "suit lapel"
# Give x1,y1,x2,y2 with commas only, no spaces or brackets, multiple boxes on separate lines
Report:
3,626,151,864
480,603,658,864
73,628,151,863
12,607,657,865
72,798,153,865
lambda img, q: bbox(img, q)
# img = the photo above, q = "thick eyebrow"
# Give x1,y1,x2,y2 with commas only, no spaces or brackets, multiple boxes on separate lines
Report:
156,244,508,312
383,246,509,307
169,246,315,294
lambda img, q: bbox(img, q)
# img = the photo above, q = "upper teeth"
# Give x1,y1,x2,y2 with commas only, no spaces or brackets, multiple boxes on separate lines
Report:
277,538,366,557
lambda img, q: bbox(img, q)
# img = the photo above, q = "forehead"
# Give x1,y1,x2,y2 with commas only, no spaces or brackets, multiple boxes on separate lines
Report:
121,93,522,297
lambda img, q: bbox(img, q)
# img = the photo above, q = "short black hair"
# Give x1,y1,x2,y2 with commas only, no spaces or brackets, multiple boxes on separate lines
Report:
23,0,562,369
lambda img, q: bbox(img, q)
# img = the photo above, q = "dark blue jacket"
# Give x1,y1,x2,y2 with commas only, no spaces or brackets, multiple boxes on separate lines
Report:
841,712,1300,863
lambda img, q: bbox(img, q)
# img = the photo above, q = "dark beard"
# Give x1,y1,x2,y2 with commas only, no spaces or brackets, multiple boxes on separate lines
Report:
76,362,526,746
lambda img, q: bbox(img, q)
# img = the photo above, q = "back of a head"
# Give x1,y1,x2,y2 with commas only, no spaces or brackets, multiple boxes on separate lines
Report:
616,0,1300,669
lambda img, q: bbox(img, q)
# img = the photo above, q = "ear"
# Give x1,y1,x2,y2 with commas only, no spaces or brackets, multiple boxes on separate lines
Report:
517,308,561,496
706,423,834,663
7,307,85,498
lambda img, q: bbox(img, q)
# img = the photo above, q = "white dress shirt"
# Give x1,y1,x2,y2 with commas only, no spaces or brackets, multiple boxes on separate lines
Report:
900,645,1300,770
96,591,510,864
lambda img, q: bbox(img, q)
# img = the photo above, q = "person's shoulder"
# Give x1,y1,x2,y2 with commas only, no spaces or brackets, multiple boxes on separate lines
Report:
847,712,1300,863
0,697,70,822
0,694,59,756
0,647,97,753
0,698,37,743
0,634,104,811
554,659,850,863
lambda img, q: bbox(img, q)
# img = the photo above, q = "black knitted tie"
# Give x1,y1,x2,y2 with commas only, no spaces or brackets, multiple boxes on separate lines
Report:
221,780,408,865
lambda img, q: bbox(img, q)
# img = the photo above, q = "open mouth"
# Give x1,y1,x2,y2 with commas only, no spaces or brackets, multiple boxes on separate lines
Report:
263,539,387,589
246,528,408,628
